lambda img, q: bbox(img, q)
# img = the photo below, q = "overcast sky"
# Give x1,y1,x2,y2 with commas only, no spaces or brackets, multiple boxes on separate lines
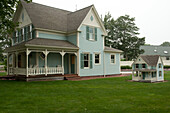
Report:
33,0,170,45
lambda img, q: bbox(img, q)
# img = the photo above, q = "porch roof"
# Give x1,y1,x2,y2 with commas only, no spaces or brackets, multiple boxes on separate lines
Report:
5,38,79,52
104,46,123,53
133,69,157,72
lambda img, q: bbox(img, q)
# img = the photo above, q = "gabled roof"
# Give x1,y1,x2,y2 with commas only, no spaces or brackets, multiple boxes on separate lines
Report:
140,45,170,57
5,38,78,52
104,46,123,53
19,0,92,33
140,55,160,66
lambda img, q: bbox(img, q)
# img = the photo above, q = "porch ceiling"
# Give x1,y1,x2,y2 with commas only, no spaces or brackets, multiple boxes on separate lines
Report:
5,38,79,52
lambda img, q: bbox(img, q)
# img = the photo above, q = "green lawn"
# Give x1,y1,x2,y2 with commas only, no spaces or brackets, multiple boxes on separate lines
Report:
0,72,6,76
0,72,170,113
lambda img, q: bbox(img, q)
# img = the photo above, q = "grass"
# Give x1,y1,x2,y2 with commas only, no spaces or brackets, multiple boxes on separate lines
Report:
0,72,170,113
0,72,6,76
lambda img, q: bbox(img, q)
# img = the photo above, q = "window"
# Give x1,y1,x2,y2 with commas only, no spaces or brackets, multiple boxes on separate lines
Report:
86,26,97,41
166,57,169,60
81,53,93,69
94,53,100,65
110,54,115,64
159,71,162,77
135,71,138,77
136,64,139,68
84,54,89,68
152,72,156,77
22,12,24,21
159,63,162,68
142,64,146,68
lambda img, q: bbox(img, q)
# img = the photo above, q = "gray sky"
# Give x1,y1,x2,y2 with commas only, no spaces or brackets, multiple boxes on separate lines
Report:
33,0,170,45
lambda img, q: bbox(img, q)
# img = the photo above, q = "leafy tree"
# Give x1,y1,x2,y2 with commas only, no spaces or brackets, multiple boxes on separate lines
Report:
160,41,170,46
0,0,31,61
103,13,145,60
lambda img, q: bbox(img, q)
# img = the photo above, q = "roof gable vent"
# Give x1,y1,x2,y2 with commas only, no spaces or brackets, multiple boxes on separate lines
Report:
164,51,168,54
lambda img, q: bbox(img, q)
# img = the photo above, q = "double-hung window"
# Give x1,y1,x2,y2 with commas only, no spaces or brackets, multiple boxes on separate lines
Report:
86,26,97,41
94,53,100,65
110,54,115,64
84,53,89,68
81,53,93,69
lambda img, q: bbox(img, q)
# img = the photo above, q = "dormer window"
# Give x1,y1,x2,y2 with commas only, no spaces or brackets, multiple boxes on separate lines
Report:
159,63,162,68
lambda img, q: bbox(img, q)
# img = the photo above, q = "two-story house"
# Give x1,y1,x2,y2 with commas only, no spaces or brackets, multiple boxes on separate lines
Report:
132,55,164,82
5,0,122,79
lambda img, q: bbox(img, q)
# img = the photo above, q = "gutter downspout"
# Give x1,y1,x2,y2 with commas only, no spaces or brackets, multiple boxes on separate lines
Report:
103,52,106,77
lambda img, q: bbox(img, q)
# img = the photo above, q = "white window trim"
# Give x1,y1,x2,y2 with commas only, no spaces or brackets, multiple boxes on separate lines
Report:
88,26,95,41
83,52,90,69
110,53,116,64
94,52,101,65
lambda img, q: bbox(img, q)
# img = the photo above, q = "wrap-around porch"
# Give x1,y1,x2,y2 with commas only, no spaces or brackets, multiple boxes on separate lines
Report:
7,48,78,77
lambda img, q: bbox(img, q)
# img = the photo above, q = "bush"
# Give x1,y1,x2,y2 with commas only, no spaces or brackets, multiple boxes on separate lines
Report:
121,66,132,69
164,65,170,69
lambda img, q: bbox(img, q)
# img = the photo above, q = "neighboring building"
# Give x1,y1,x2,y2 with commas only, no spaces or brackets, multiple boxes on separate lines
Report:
140,45,170,65
132,55,164,82
5,0,122,78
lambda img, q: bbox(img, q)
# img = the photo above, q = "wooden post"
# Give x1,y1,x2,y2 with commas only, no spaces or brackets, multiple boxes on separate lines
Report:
43,49,49,76
60,50,65,75
26,48,31,77
15,52,18,75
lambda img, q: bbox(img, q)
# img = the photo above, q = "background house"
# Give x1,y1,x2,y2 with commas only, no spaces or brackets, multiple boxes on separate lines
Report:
140,45,170,65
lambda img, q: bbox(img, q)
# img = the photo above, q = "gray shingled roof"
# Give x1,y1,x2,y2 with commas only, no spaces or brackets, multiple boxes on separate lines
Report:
140,45,170,57
5,38,78,52
20,0,92,32
104,46,123,53
140,55,160,66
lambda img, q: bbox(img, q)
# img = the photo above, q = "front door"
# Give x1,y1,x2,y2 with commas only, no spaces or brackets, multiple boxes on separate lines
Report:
142,72,145,80
71,55,75,74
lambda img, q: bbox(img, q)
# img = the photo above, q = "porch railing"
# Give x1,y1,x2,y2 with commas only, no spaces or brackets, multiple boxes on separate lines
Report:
47,67,63,74
9,67,63,76
28,68,45,75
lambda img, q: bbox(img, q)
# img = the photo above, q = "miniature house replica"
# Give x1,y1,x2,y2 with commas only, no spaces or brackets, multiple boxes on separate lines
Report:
132,55,164,82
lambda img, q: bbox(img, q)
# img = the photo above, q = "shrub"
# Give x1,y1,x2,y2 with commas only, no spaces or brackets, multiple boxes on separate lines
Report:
164,65,170,69
121,66,132,69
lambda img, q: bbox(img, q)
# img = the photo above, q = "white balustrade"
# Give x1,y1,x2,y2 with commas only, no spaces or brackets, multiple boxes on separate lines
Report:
9,67,63,76
47,67,63,74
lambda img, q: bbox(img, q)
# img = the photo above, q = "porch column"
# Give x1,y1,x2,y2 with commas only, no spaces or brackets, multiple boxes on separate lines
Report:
15,52,18,75
43,49,49,76
7,53,9,75
60,50,66,75
74,53,77,74
26,48,31,77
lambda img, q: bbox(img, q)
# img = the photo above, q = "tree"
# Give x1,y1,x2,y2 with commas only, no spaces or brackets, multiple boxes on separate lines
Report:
103,13,145,60
160,41,170,46
0,0,31,61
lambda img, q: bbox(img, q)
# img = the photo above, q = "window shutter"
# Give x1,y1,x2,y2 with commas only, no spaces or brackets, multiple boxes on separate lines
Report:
32,24,35,38
18,30,20,42
86,26,89,40
90,54,93,69
25,26,28,40
81,53,84,69
95,27,97,41
13,32,15,44
24,27,26,41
